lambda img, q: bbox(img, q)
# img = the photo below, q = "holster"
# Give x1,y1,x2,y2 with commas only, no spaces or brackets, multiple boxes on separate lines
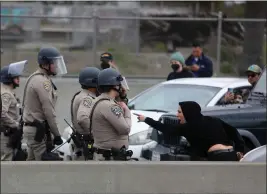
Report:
111,146,133,161
31,120,47,142
0,127,15,136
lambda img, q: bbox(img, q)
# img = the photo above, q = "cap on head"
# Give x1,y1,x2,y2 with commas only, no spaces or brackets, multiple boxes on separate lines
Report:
246,64,262,74
170,52,185,65
100,52,113,62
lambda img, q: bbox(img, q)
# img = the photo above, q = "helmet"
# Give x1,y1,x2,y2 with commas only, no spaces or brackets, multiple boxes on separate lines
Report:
37,47,67,75
97,68,123,87
0,66,12,83
79,67,100,88
1,60,28,84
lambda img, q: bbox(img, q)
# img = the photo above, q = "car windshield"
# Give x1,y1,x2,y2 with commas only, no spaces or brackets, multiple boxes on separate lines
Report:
128,84,221,112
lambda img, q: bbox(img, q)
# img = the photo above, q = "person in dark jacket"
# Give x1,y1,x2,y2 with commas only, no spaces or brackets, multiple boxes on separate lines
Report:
185,43,213,77
167,51,194,81
134,101,245,161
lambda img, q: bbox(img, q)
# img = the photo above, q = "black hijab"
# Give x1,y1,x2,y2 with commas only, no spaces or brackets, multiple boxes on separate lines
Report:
179,101,203,123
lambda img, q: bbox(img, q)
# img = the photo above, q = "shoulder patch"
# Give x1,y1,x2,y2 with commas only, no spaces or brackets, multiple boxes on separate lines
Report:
1,93,11,104
43,80,51,91
110,105,123,118
83,97,93,108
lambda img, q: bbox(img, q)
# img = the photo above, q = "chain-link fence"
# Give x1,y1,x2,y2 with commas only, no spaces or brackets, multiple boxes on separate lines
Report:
1,2,266,77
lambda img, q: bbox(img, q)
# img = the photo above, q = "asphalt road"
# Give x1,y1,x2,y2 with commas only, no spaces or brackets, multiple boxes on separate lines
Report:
17,77,164,133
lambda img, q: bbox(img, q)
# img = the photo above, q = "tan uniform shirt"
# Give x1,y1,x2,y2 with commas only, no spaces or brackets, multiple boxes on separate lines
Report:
22,68,60,136
89,93,131,150
72,89,96,134
1,83,19,128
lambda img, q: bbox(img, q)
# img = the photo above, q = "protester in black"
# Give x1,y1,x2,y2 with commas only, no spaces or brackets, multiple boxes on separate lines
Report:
135,101,245,161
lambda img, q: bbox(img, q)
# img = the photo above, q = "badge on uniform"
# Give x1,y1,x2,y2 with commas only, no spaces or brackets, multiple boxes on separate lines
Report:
43,80,51,91
83,98,92,108
1,93,11,104
111,105,123,118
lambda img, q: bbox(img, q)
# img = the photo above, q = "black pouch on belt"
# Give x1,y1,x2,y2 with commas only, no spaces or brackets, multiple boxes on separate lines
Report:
0,127,14,136
33,120,46,142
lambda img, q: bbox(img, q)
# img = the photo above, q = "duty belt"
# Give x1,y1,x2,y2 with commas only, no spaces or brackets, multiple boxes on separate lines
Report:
24,122,36,127
95,148,111,155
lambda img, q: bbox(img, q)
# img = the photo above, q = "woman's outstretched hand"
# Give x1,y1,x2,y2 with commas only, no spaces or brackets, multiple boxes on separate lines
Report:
133,113,146,122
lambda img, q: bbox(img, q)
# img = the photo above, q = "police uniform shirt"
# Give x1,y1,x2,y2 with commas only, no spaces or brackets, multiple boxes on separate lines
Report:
74,90,96,134
22,68,60,137
1,83,19,128
89,93,132,150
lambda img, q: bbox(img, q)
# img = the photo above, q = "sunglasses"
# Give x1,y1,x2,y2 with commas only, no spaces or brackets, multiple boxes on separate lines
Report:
247,73,257,78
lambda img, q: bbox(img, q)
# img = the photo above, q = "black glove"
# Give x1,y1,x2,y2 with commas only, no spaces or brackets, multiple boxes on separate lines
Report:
53,136,63,145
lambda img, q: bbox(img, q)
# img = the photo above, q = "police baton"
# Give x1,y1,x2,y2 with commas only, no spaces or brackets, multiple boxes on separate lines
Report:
51,119,73,153
51,137,71,153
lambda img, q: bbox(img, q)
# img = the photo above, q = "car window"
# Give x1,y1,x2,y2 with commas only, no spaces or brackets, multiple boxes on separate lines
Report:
128,84,221,112
216,86,252,105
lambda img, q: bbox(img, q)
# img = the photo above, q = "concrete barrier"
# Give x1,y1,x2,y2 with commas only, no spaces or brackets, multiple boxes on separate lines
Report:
1,161,266,194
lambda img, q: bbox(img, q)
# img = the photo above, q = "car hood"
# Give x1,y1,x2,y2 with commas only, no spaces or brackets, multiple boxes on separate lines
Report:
61,110,165,139
240,145,266,162
129,110,165,135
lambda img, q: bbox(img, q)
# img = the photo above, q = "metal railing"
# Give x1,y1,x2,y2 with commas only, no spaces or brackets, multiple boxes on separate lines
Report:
1,11,266,75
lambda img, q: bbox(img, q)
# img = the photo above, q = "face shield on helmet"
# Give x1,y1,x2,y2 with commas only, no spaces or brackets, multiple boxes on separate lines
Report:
50,56,68,75
121,76,130,91
8,60,28,77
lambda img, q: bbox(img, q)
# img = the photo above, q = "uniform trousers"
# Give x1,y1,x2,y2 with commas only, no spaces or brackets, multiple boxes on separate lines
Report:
1,132,13,161
23,126,46,161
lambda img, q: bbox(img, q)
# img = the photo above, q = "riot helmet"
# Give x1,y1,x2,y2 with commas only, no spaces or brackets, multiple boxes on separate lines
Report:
38,47,67,76
100,52,113,69
0,60,28,88
79,67,100,88
97,68,123,94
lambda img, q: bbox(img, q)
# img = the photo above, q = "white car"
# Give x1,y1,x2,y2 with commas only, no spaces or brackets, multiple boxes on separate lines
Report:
61,77,251,160
240,145,266,162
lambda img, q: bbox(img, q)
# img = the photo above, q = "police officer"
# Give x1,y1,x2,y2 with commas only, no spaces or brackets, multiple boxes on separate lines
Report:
89,68,132,161
1,62,25,160
22,47,67,161
70,67,100,160
100,52,129,104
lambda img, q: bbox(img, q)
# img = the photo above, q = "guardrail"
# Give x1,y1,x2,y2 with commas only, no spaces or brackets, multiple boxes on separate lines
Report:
1,161,265,194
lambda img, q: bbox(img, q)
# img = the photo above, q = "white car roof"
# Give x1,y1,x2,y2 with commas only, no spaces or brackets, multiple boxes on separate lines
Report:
161,77,250,88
